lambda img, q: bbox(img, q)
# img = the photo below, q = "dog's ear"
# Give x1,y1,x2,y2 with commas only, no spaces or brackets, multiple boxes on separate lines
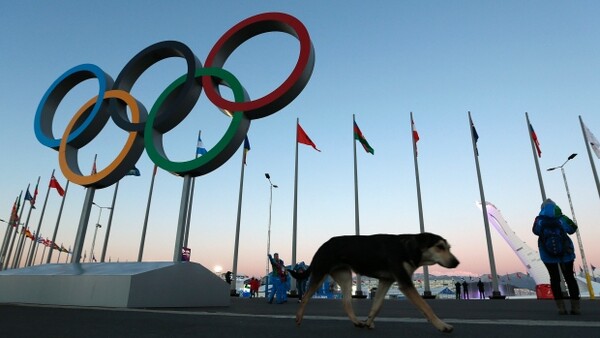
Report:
417,232,445,250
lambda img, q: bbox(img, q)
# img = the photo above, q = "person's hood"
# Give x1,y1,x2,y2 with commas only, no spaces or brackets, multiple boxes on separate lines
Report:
539,198,562,217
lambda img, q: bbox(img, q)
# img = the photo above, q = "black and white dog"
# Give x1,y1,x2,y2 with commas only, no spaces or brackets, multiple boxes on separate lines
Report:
291,233,459,332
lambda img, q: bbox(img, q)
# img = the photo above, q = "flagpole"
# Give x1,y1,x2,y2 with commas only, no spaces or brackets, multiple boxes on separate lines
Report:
71,187,95,263
184,130,203,251
231,141,247,295
46,179,69,263
0,201,15,267
31,234,42,265
39,242,47,265
22,176,42,267
290,118,300,296
27,173,52,266
9,189,29,269
184,174,196,249
6,186,29,269
579,115,600,200
0,211,12,258
410,112,433,298
13,178,39,268
525,112,547,202
3,191,25,270
468,111,503,299
100,181,118,262
0,195,19,269
352,114,363,297
174,175,192,262
138,165,157,262
24,234,35,266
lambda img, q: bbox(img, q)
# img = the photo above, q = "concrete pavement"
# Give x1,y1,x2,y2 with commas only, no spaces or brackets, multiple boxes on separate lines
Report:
1,297,598,337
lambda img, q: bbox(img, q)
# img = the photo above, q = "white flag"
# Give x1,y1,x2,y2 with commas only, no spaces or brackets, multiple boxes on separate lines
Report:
584,123,600,159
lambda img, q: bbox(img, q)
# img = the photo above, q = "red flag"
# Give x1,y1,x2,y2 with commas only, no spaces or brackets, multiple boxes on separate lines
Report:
297,123,321,152
411,116,420,156
49,176,65,196
529,123,541,158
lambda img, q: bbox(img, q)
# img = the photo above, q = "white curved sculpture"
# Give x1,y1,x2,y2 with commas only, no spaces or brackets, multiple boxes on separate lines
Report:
477,201,600,298
476,201,552,298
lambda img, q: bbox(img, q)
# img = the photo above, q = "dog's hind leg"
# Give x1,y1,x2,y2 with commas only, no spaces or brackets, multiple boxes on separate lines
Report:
330,268,364,328
364,279,393,329
400,285,453,333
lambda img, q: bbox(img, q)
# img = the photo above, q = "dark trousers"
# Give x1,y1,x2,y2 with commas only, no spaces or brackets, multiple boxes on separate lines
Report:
544,261,580,300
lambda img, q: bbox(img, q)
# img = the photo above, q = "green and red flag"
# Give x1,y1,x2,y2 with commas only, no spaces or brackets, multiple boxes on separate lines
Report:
353,121,374,155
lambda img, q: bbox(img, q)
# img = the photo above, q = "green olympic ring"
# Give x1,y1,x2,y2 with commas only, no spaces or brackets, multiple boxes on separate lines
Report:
145,67,249,176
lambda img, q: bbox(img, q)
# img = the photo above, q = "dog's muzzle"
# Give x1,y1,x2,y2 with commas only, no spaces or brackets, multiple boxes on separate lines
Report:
442,256,460,269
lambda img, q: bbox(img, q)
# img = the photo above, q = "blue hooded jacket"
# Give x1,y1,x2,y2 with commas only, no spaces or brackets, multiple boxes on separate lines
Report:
532,199,577,263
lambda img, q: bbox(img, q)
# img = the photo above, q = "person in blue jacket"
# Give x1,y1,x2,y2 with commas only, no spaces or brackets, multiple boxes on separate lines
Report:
267,253,288,304
532,198,580,315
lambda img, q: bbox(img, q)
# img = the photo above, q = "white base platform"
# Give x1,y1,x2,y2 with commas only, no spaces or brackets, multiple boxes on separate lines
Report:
0,261,230,308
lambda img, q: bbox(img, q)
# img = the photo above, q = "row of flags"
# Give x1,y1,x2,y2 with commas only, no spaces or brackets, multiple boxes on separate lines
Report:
4,114,600,273
296,120,375,154
527,120,600,159
31,233,70,253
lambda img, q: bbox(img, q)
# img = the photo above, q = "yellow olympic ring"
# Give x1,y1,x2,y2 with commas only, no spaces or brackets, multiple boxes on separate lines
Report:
59,90,145,188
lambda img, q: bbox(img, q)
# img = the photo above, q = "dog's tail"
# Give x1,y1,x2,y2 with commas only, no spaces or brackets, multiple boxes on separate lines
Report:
287,266,311,280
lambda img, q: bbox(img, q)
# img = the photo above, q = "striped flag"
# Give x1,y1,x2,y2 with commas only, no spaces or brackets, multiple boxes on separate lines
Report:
243,136,251,165
529,122,542,158
353,121,374,155
197,131,208,156
25,189,35,208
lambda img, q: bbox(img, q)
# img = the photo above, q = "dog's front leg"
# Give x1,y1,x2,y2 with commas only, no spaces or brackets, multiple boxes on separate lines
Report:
400,285,453,333
364,279,393,329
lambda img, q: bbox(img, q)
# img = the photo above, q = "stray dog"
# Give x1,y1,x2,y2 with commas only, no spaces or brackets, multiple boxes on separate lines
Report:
291,232,459,332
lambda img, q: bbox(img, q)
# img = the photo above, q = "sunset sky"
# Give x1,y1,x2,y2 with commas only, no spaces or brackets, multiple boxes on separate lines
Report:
1,1,600,279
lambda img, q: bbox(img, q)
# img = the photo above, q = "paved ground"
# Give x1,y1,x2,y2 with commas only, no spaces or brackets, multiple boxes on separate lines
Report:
1,297,598,337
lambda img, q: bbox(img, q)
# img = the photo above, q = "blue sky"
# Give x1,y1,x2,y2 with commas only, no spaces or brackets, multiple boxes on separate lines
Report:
1,1,600,278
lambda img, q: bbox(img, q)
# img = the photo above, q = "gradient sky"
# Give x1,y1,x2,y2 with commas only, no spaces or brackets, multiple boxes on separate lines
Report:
1,1,600,279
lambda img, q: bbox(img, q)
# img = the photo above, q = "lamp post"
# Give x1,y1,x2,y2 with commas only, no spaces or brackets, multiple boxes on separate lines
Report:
265,173,278,298
91,202,111,263
547,153,595,299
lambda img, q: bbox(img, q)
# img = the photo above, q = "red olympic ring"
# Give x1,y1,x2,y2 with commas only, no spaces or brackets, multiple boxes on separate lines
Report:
203,12,315,120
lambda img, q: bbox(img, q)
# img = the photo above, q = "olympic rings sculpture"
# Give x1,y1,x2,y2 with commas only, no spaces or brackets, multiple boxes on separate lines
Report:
34,12,315,188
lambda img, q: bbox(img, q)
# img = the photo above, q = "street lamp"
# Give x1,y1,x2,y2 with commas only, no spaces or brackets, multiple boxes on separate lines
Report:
265,173,278,298
547,153,595,299
91,202,111,263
